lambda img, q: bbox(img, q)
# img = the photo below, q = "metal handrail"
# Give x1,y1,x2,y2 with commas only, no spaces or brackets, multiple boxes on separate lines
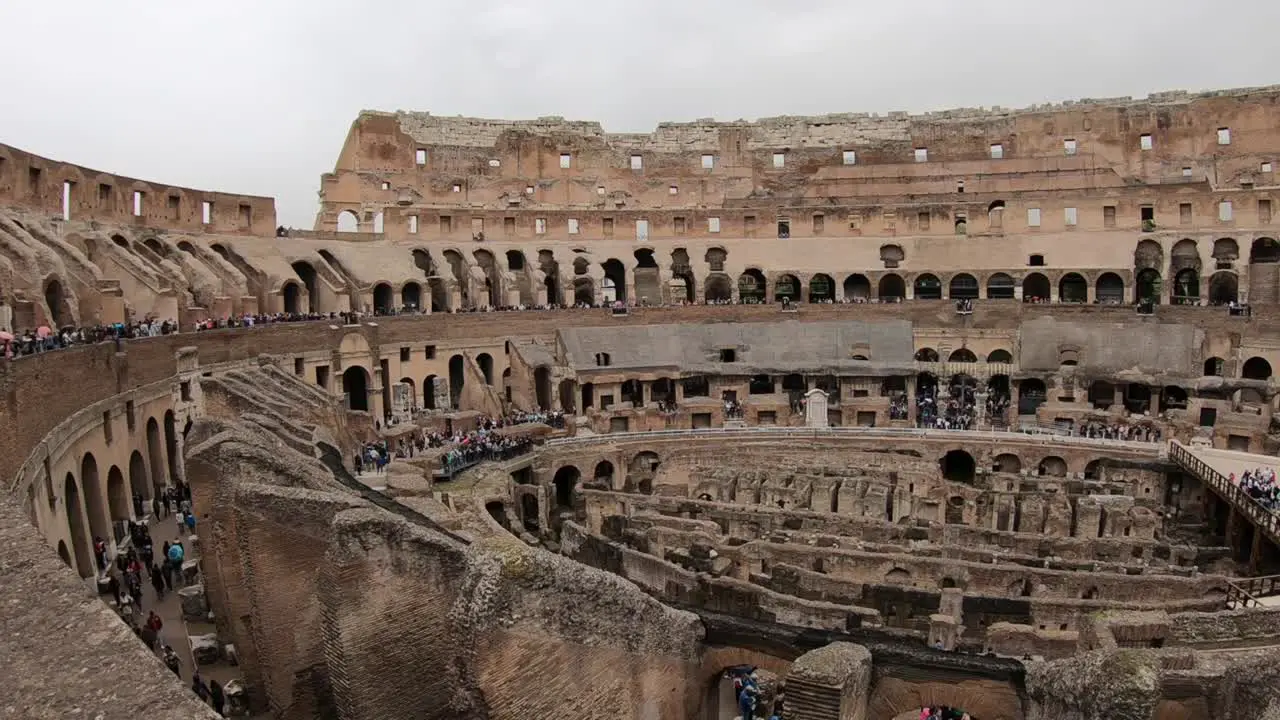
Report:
1169,442,1280,548
545,425,1163,452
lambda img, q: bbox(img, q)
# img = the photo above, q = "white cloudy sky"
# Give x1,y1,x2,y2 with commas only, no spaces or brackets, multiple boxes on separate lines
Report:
2,1,1277,228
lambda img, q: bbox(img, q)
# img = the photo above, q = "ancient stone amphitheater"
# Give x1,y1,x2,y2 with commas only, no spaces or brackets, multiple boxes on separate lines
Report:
4,85,1280,720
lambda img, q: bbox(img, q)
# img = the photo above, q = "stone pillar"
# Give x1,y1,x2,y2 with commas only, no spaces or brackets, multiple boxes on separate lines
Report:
804,388,829,428
1148,387,1159,416
929,615,962,651
782,643,872,720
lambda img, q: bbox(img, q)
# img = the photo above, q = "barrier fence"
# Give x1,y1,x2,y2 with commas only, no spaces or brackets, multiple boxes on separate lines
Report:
1169,442,1280,550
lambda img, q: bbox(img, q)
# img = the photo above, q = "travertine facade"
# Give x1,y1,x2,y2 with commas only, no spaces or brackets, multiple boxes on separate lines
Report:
4,85,1280,719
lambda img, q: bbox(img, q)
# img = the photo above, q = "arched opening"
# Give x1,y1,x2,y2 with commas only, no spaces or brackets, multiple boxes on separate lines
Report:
1208,271,1239,305
993,453,1021,474
913,273,942,300
986,272,1015,300
80,454,110,550
1096,272,1125,304
1081,587,1100,600
773,273,800,303
1251,237,1280,264
1134,268,1161,304
915,348,939,363
1160,385,1189,412
1059,272,1087,303
878,273,906,300
987,349,1013,363
885,567,912,584
399,378,417,408
988,199,1006,228
1089,381,1116,409
738,269,766,303
476,353,494,385
163,410,179,496
843,273,871,301
342,366,371,412
1203,357,1225,377
506,249,526,272
106,466,129,524
948,348,977,363
144,237,167,257
704,273,732,303
1021,273,1050,302
473,249,502,307
372,282,394,314
553,466,581,506
43,278,66,327
602,258,627,303
448,355,465,408
1084,459,1103,480
534,366,552,410
290,261,319,312
949,273,979,300
1018,378,1046,415
442,249,469,306
1242,356,1273,381
1172,268,1199,304
129,450,150,502
567,275,593,306
336,210,359,232
808,273,834,302
63,474,92,578
281,281,301,315
401,282,422,311
594,460,615,486
941,450,976,484
1038,456,1068,477
423,375,438,410
146,417,166,493
538,250,561,305
558,379,576,413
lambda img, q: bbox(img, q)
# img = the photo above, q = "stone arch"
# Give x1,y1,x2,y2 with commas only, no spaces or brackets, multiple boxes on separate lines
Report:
146,417,166,493
993,453,1021,474
442,249,469,305
843,273,871,301
290,260,320,312
1021,272,1050,301
423,374,438,409
808,273,835,302
949,273,979,300
1059,272,1087,303
913,273,942,300
987,349,1013,363
704,273,732,302
948,348,977,363
1242,356,1272,381
281,281,302,314
1209,271,1238,305
43,277,68,327
558,379,576,413
1172,268,1199,303
80,453,110,546
553,465,581,506
106,465,129,523
704,247,728,272
372,282,394,314
1203,357,1224,377
986,272,1015,300
941,449,976,484
538,250,560,305
1134,268,1161,304
601,258,627,303
885,567,911,584
738,269,766,303
915,348,939,362
987,199,1006,228
144,237,167,257
398,377,417,406
336,210,359,232
1084,459,1103,480
400,281,422,311
774,273,800,302
594,460,615,486
868,674,1021,720
1251,237,1280,264
878,273,906,300
63,473,92,578
1213,238,1240,263
1096,272,1125,304
448,355,465,408
1135,238,1164,271
476,353,494,385
534,366,552,410
473,249,503,307
1171,238,1201,268
343,366,372,411
1038,456,1068,477
572,277,595,306
127,450,150,502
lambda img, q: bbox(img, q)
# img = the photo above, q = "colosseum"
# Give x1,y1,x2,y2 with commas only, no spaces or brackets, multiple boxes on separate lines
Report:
3,85,1280,720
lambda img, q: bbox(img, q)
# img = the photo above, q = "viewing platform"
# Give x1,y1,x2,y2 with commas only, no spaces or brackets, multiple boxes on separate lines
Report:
1171,442,1280,579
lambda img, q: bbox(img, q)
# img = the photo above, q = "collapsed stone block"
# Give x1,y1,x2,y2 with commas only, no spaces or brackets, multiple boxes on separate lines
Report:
178,584,209,622
190,633,222,664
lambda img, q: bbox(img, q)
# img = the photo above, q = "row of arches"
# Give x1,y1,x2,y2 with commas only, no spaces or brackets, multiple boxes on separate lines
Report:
58,411,181,579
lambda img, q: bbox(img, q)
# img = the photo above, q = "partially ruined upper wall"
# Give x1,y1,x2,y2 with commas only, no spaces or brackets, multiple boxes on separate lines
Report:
0,142,277,235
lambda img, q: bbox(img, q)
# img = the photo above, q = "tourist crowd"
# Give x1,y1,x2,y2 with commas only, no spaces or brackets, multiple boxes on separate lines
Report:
1068,420,1162,443
3,319,178,358
1231,467,1280,512
920,707,972,720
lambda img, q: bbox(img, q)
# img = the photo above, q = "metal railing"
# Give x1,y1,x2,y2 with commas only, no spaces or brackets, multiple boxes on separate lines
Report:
1226,574,1280,609
1169,442,1280,549
544,425,1164,452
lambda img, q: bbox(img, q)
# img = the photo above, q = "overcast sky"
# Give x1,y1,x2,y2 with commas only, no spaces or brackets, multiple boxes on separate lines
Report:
2,1,1277,228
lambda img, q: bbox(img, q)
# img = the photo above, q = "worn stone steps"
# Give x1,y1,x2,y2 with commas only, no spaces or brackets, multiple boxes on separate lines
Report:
781,677,842,720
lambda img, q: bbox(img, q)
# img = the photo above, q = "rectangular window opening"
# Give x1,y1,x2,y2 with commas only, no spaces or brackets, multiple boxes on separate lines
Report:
1103,205,1116,228
772,152,786,168
1027,208,1041,227
1218,127,1231,145
470,217,484,237
567,218,580,234
1064,207,1078,226
669,185,678,195
408,215,418,234
745,215,757,236
1180,203,1192,224
635,219,649,241
1064,138,1078,156
1260,199,1272,224
415,149,427,165
777,220,790,238
914,148,928,163
504,217,516,234
1182,166,1194,177
60,181,72,221
239,204,252,227
399,347,410,362
990,143,1004,159
708,217,721,233
440,215,452,233
29,167,42,194
1219,201,1234,222
719,349,736,363
167,195,180,220
602,218,614,236
1140,134,1153,151
813,213,825,233
452,184,462,193
1263,162,1274,174
701,154,715,169
98,183,113,207
673,216,686,235
535,218,547,234
917,211,930,230
201,201,213,225
559,153,571,169
630,155,643,170
842,150,856,165
132,191,144,217
424,345,436,360
1140,205,1155,231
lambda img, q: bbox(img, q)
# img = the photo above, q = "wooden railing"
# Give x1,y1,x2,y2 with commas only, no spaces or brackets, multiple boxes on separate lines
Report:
1226,574,1280,609
1169,442,1280,549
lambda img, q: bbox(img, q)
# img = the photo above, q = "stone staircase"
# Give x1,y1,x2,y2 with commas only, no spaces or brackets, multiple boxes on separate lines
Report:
781,677,842,720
